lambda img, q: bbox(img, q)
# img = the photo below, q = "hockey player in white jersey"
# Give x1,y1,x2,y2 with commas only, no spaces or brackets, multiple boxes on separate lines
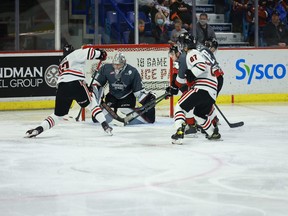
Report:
25,44,113,138
166,33,221,144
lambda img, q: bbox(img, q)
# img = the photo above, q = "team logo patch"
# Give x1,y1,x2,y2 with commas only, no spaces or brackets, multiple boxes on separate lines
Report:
44,65,59,88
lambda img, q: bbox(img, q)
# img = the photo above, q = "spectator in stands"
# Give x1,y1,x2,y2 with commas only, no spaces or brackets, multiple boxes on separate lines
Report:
263,10,288,47
266,0,287,25
151,0,171,25
195,13,217,46
139,0,155,19
230,0,246,33
128,19,156,44
168,18,187,45
169,0,192,30
234,0,268,46
152,12,170,43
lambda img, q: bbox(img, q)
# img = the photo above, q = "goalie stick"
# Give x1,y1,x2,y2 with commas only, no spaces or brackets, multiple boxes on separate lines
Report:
214,104,244,128
101,92,169,126
75,60,102,121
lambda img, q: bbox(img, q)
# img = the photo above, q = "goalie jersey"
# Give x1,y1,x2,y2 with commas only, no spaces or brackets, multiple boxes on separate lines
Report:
58,48,102,84
94,63,144,99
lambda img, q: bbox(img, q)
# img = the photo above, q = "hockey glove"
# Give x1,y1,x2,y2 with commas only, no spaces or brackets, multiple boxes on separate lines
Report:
139,92,157,105
165,86,179,96
96,49,107,61
211,38,218,50
185,69,196,83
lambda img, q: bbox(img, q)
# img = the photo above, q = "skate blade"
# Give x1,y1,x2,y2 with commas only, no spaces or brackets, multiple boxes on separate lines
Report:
207,138,223,141
172,139,183,145
24,134,36,138
105,130,113,136
185,134,198,138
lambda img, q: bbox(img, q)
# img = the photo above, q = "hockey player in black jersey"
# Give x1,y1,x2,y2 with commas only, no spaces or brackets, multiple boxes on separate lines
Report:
93,52,156,125
25,44,113,138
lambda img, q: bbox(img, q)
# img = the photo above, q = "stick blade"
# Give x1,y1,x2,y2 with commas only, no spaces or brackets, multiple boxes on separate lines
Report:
229,121,244,128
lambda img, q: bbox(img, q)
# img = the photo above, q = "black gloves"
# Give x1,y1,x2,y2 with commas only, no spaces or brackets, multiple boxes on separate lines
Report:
185,69,196,83
211,38,218,49
139,92,156,105
165,86,179,96
96,49,107,61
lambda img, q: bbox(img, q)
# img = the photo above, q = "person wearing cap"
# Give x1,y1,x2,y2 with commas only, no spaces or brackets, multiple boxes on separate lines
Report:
93,53,156,124
263,10,288,47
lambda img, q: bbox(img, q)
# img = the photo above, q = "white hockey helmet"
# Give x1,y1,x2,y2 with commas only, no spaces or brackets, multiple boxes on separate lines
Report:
112,52,126,73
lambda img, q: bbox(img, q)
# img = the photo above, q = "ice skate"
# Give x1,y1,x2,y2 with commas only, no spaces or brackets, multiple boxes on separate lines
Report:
206,127,221,140
25,126,43,138
185,124,197,135
171,123,186,145
101,121,113,136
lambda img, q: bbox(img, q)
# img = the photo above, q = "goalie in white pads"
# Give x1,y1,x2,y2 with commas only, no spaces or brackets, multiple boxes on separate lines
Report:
166,33,221,144
25,44,113,138
93,52,156,125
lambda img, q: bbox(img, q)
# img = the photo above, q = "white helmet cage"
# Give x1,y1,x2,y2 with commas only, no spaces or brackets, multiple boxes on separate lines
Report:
112,53,126,73
112,53,126,65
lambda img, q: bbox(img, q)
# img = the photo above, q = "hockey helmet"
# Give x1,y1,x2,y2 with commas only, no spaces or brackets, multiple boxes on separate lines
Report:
204,37,218,50
177,32,196,51
168,45,181,61
63,44,75,57
169,45,180,55
112,52,126,72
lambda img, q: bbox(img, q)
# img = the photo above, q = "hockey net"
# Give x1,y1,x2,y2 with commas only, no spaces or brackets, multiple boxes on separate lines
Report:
73,44,174,121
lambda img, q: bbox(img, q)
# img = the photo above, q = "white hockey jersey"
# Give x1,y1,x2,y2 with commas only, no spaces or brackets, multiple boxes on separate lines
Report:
186,49,218,100
58,48,102,84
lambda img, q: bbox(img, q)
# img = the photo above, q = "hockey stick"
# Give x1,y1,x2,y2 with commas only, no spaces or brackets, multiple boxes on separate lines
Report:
75,60,102,121
124,92,169,125
101,92,169,126
214,104,244,128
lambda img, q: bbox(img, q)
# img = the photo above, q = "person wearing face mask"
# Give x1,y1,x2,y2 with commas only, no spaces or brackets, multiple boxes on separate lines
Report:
93,53,156,124
152,12,170,43
128,19,156,44
195,13,217,47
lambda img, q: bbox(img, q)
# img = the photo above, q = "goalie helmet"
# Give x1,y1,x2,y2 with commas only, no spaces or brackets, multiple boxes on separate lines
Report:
112,53,126,73
177,32,196,51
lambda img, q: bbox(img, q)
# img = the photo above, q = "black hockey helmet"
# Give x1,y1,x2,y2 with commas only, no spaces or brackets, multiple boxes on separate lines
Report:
168,45,180,55
177,32,196,51
63,44,74,57
204,37,218,49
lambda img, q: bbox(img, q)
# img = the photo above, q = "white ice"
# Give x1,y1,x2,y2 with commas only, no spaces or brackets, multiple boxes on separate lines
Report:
0,103,288,216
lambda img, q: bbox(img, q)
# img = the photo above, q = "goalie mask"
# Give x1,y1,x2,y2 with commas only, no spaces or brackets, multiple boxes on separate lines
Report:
177,32,196,51
112,53,126,74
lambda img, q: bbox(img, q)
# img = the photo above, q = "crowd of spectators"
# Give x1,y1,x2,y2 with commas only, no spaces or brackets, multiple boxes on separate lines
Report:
132,0,288,47
229,0,288,46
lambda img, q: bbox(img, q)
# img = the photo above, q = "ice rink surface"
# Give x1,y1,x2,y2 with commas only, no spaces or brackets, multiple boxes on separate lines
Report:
0,103,288,216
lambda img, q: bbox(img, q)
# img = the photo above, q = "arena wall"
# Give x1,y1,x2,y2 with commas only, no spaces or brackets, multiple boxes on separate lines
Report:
0,46,287,111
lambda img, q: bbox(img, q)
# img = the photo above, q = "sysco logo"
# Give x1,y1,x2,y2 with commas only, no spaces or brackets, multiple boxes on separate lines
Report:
235,59,287,84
